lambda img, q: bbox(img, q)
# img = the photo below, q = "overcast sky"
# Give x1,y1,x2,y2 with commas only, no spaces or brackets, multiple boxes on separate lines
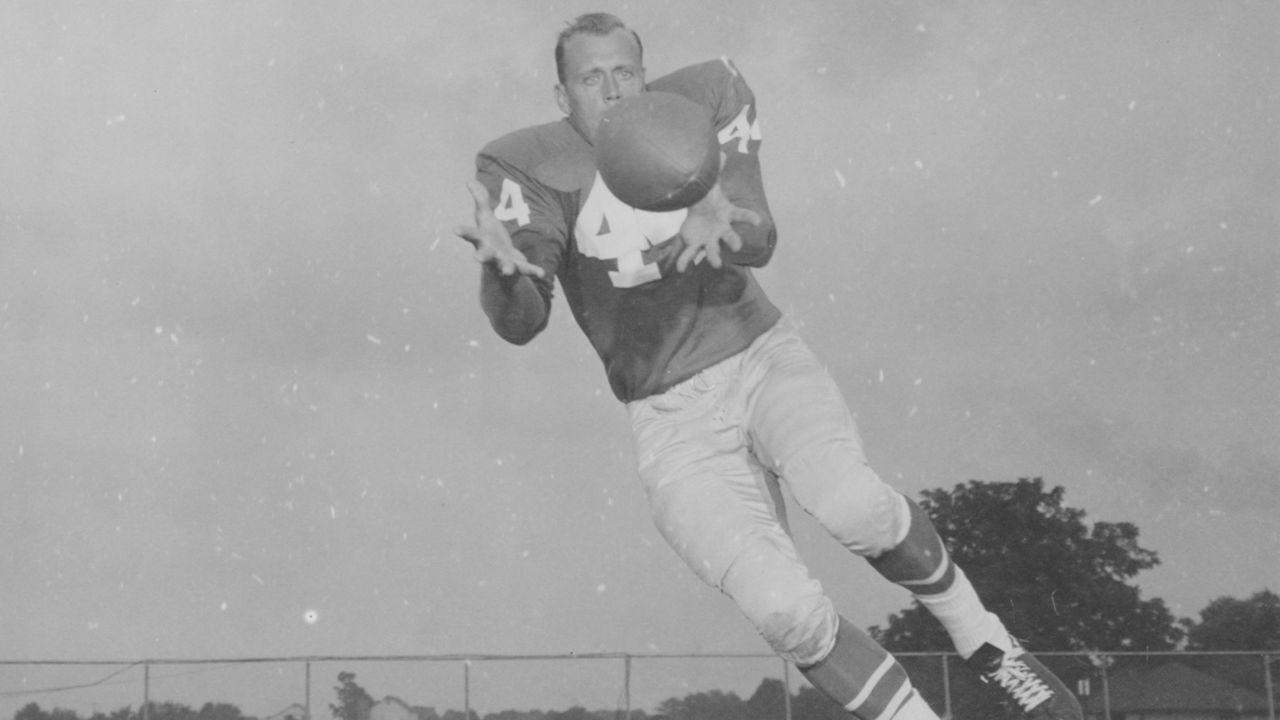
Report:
2,0,1277,717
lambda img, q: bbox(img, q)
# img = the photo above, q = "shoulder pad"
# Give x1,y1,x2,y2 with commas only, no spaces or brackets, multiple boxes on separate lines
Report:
478,120,592,192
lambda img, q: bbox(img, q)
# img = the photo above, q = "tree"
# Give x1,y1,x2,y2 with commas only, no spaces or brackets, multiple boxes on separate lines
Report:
15,702,250,720
473,711,524,720
543,708,594,720
12,705,82,720
87,707,134,720
143,703,197,720
653,691,743,720
331,672,375,720
1187,589,1280,651
1183,589,1280,695
870,478,1184,653
15,704,49,720
195,703,248,720
744,678,787,720
789,686,846,720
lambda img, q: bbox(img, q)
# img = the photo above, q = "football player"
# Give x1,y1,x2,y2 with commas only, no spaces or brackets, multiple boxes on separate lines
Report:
454,12,1082,720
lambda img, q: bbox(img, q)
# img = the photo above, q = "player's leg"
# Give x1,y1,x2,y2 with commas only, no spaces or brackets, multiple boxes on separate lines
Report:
740,321,1007,651
864,494,1008,660
859,495,1086,718
712,502,937,720
797,616,942,720
627,358,940,720
740,321,1081,719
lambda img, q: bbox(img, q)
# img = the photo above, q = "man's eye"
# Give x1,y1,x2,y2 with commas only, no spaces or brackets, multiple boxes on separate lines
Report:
617,69,634,80
583,75,600,86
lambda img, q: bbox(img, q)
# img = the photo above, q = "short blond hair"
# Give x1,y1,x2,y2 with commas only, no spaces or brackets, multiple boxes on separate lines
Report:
554,13,644,84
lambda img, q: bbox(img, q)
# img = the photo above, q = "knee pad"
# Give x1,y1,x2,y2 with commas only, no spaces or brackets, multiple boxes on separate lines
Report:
788,446,908,557
756,592,839,666
721,532,839,666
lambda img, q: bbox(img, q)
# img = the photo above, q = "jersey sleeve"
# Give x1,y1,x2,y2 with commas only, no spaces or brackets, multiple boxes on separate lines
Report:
709,59,776,268
652,59,777,267
473,140,566,303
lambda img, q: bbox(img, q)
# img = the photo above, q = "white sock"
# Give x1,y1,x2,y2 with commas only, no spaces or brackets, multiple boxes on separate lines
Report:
914,567,1011,659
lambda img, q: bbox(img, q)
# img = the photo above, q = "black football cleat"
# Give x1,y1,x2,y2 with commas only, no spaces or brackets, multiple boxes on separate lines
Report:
966,639,1083,719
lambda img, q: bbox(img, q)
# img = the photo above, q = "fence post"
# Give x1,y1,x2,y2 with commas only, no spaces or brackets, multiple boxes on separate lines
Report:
623,655,632,720
941,653,952,720
1100,658,1111,720
464,661,471,720
305,661,312,720
143,663,150,720
1265,654,1275,720
781,659,792,720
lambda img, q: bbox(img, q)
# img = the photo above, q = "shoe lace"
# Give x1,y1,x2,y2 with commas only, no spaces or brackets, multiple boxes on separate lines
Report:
986,654,1054,711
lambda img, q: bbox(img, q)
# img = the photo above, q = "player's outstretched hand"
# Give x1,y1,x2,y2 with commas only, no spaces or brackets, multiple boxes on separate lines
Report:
675,183,761,272
454,180,546,279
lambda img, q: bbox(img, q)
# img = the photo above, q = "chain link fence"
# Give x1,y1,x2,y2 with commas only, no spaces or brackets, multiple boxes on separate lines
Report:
3,651,1276,720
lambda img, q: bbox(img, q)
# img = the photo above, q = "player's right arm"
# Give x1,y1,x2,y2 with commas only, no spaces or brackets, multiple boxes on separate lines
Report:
454,178,548,345
456,132,568,345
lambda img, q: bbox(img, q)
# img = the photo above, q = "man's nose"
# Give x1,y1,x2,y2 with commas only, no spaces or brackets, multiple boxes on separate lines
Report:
603,75,621,100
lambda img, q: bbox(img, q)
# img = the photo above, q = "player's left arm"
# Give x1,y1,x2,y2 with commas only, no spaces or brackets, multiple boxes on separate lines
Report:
676,60,776,271
675,159,761,272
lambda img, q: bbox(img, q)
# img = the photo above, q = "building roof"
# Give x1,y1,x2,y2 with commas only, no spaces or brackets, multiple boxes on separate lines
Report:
1082,661,1270,714
262,703,308,720
369,696,416,720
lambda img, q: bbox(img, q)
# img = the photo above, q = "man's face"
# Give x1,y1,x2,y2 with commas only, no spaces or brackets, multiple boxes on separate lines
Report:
555,28,645,144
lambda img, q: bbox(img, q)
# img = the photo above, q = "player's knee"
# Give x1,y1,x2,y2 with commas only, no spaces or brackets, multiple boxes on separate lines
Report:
756,594,839,667
868,496,955,592
720,531,839,666
792,451,907,557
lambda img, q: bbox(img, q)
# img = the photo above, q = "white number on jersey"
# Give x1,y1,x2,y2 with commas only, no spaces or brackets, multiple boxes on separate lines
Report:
718,104,762,155
576,174,686,289
493,177,531,226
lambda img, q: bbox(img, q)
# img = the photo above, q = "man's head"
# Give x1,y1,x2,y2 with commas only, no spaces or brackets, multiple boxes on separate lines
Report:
554,13,646,143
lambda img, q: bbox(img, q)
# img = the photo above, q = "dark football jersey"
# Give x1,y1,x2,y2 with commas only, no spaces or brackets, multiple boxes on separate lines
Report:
474,58,781,402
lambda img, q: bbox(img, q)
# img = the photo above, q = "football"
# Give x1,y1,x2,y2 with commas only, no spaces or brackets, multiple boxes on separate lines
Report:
595,91,720,212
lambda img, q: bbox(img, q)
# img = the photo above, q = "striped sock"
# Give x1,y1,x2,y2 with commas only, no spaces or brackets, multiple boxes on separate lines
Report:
800,617,939,720
867,495,1010,659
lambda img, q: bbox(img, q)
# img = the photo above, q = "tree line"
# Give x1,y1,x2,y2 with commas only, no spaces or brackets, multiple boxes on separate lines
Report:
12,480,1279,720
12,703,252,720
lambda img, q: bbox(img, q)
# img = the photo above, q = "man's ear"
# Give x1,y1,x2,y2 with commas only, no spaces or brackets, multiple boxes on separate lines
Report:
554,84,570,116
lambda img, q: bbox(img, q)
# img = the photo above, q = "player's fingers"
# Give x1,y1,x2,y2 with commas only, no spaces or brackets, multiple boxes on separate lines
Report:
465,180,495,216
676,244,697,273
731,207,762,226
722,228,743,252
471,240,503,264
465,179,490,203
455,227,488,251
516,259,546,278
707,248,723,268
